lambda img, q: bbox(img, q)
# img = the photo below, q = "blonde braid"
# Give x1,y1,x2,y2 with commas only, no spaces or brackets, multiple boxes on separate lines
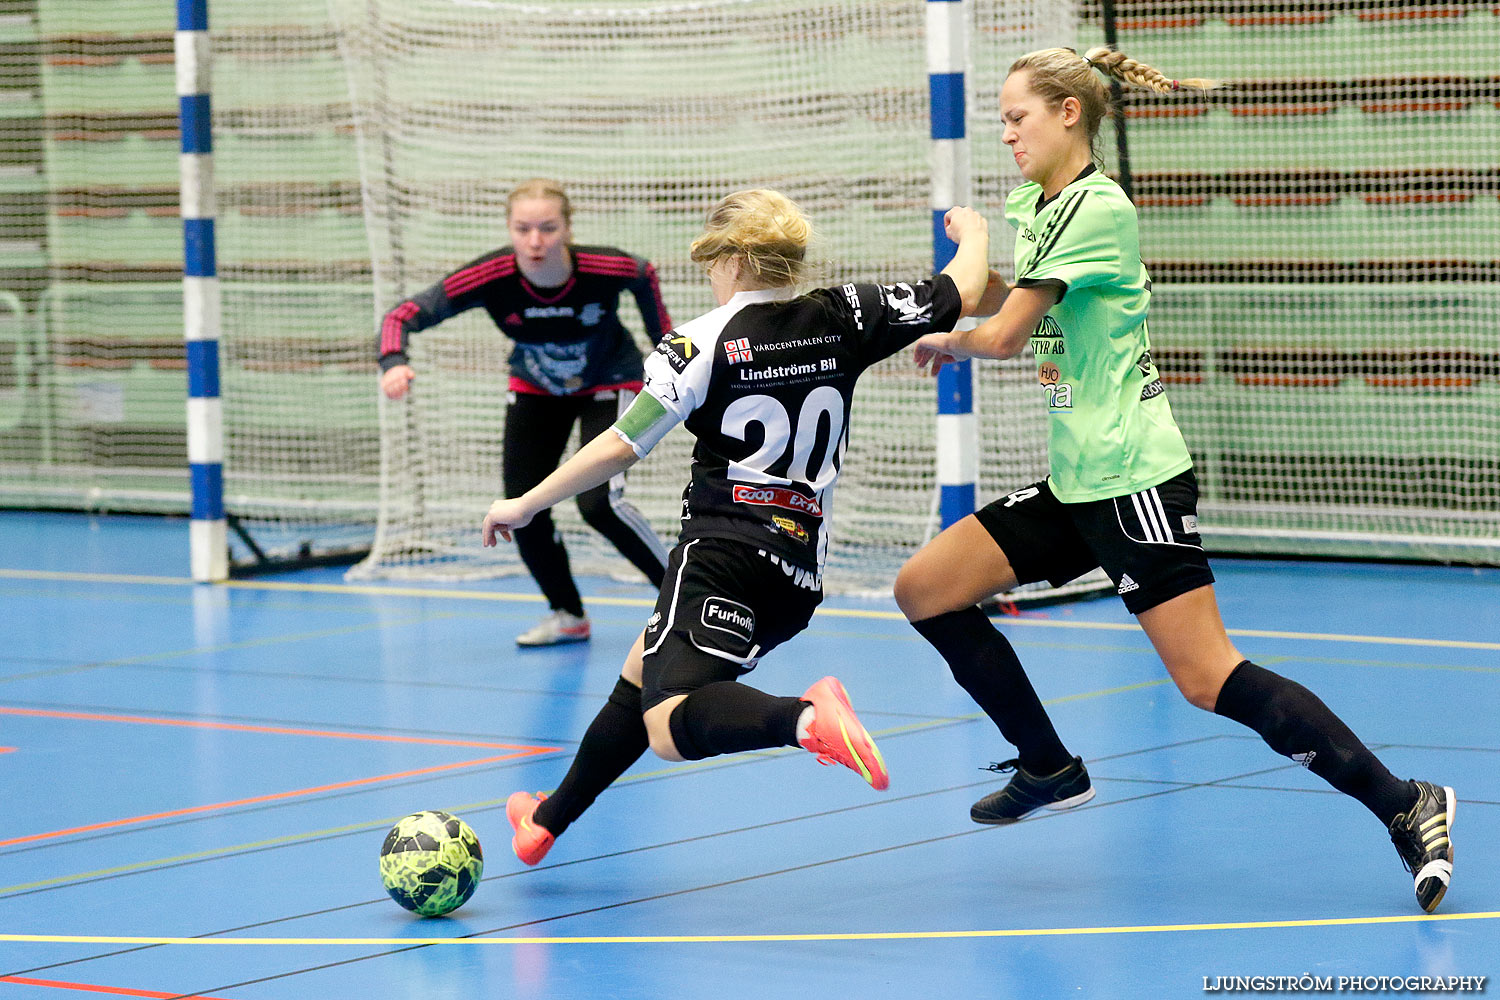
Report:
1083,45,1217,93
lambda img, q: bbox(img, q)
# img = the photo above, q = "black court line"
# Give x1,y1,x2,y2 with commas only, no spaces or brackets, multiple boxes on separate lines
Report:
0,614,457,686
1213,734,1500,754
9,776,1228,994
4,735,1282,983
13,733,1485,982
163,761,1377,999
43,656,653,703
6,734,1224,973
0,696,569,750
0,655,94,669
1101,775,1500,808
9,730,1227,868
0,758,555,863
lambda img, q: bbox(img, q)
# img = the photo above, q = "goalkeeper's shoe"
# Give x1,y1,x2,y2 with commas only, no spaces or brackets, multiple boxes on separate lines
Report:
1388,780,1455,913
506,791,555,866
970,756,1095,825
798,676,889,791
516,610,590,647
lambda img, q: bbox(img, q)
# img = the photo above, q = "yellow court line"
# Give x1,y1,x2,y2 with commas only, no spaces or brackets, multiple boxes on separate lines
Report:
5,567,1499,651
4,911,1497,946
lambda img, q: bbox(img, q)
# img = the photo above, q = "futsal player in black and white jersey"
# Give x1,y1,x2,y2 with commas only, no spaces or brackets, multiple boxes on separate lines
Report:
378,179,670,647
481,188,992,864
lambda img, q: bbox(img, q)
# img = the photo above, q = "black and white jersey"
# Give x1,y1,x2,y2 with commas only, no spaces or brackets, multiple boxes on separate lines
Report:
622,275,961,572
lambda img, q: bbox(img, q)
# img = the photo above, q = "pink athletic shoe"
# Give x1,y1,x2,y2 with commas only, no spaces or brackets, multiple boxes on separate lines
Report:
798,676,890,791
506,791,555,866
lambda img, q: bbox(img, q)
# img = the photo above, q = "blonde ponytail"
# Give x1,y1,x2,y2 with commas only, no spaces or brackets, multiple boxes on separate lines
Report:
1082,45,1218,94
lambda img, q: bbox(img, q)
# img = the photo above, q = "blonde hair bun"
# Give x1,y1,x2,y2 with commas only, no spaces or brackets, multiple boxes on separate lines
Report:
689,189,812,288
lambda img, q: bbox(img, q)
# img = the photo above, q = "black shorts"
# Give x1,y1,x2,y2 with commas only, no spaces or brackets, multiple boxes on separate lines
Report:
639,536,823,711
974,467,1214,615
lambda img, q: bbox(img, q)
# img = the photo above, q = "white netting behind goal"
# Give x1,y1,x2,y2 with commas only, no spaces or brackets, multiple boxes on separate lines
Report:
336,0,1078,592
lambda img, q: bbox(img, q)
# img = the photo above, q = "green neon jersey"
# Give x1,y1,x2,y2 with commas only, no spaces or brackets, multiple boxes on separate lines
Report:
1006,166,1193,502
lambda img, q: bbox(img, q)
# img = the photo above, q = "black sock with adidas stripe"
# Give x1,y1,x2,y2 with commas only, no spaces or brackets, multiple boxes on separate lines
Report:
1213,660,1417,825
911,606,1073,775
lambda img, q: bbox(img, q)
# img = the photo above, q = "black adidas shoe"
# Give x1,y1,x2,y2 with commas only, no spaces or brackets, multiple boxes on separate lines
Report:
971,756,1096,825
1388,780,1455,913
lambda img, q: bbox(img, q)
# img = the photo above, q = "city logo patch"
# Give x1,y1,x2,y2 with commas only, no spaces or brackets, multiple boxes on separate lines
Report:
701,597,755,643
725,337,753,363
1116,573,1139,595
1181,514,1199,534
770,515,810,543
732,484,822,516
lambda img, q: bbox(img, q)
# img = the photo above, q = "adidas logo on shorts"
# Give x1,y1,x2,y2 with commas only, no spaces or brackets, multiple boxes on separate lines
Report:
1116,574,1139,595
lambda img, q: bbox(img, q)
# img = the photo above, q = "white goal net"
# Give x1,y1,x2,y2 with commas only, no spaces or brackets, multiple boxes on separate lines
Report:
336,0,1078,593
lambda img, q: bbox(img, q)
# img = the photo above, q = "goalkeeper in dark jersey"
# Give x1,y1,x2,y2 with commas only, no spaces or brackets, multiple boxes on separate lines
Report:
377,179,670,647
481,189,992,865
895,46,1455,913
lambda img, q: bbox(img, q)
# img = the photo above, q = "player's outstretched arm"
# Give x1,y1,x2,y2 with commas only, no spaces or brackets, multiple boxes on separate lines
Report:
481,431,640,545
913,282,1061,373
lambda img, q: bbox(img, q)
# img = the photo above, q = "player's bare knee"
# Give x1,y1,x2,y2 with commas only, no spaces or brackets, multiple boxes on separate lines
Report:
893,558,937,621
1173,673,1223,712
645,719,685,762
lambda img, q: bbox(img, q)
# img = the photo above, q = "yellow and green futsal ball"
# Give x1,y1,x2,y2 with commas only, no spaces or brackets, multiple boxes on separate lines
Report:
379,810,484,916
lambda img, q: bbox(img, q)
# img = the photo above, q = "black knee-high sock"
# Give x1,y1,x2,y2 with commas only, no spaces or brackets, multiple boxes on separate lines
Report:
1214,660,1416,825
533,678,649,837
910,606,1072,775
666,681,806,761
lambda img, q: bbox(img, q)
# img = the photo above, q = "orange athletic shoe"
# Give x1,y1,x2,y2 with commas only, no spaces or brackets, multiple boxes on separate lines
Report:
798,676,890,791
506,790,555,866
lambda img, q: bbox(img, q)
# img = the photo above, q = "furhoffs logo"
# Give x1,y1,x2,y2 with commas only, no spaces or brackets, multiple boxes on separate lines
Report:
701,597,755,643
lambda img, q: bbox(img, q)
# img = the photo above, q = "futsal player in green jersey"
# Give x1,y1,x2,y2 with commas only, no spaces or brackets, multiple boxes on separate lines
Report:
894,45,1455,913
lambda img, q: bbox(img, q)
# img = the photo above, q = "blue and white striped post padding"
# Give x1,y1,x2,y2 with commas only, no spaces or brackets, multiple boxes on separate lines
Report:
178,0,226,581
928,0,977,530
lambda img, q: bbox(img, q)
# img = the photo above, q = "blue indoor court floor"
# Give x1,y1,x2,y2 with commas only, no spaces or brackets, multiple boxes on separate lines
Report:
0,510,1495,998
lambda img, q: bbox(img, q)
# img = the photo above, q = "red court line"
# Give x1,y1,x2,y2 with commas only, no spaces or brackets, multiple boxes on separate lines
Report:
0,705,560,848
0,975,240,998
0,706,548,751
0,753,536,848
